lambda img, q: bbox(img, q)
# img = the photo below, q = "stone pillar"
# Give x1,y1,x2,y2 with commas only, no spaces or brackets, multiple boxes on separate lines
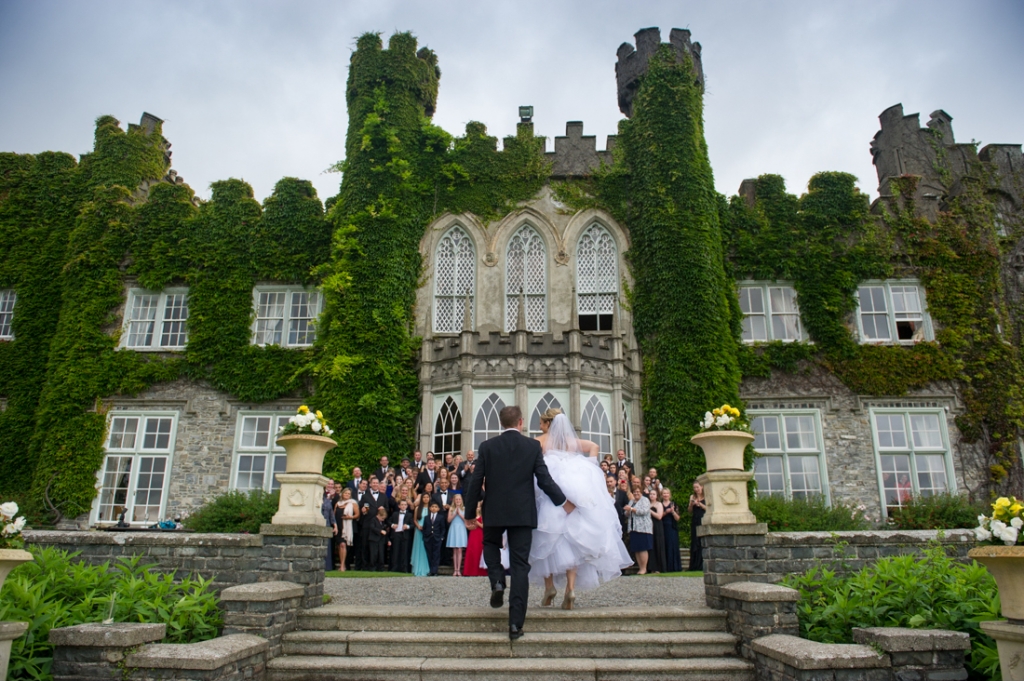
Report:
980,620,1024,681
610,305,625,454
49,623,165,681
719,582,800,660
270,473,329,526
420,335,434,454
697,523,769,609
461,381,474,454
220,582,304,659
459,320,475,453
258,524,332,610
0,621,28,681
853,627,971,680
696,470,758,525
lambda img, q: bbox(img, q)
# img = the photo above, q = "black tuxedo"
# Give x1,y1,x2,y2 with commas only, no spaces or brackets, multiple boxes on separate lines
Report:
431,489,454,514
421,511,447,576
389,510,414,573
411,459,425,470
464,428,566,629
347,478,364,495
373,467,391,483
415,469,439,494
359,492,390,567
367,516,389,570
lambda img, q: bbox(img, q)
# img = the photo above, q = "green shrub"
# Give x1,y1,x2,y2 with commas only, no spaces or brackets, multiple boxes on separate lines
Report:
782,546,1002,681
0,546,221,681
887,493,985,530
183,489,279,533
749,494,871,532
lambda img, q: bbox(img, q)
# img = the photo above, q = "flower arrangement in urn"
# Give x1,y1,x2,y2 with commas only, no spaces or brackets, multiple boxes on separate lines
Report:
278,405,335,440
974,496,1023,546
699,404,751,433
1,501,27,549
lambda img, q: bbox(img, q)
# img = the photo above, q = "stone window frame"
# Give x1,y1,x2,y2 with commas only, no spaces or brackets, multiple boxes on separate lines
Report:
0,289,16,340
854,279,935,345
736,281,806,343
250,285,323,348
91,410,179,527
504,223,548,333
748,408,831,503
121,287,190,351
229,411,293,494
575,223,618,332
432,225,476,335
869,407,955,518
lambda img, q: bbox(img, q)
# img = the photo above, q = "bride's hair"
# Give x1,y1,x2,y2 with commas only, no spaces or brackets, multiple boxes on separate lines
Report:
546,413,579,453
539,407,563,424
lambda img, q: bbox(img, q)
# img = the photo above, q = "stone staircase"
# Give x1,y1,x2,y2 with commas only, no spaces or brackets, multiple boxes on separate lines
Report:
267,605,754,681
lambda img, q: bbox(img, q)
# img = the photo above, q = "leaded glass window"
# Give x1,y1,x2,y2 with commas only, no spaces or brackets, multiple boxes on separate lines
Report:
529,392,563,438
505,225,546,332
622,402,634,461
581,395,611,457
434,396,462,458
576,224,617,331
434,226,476,333
474,393,506,449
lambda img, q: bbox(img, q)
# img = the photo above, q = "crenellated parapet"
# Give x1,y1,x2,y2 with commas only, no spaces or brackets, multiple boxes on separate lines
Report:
545,121,616,178
615,27,704,118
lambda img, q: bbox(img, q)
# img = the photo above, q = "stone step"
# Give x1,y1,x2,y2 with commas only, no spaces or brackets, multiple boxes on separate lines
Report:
298,606,727,633
281,630,740,659
267,655,755,681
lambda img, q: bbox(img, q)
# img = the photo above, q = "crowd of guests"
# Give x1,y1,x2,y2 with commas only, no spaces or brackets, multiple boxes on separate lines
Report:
319,447,708,575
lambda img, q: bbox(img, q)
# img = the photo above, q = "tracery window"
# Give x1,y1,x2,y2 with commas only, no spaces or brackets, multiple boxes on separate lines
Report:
474,393,507,449
434,226,475,333
434,396,462,458
576,224,617,331
529,392,563,438
505,225,547,332
581,395,612,457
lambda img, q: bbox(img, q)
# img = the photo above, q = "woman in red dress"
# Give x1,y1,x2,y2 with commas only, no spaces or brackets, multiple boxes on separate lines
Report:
462,501,487,576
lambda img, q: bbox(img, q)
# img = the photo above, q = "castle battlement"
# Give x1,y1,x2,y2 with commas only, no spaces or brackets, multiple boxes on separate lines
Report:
615,27,704,118
544,121,616,178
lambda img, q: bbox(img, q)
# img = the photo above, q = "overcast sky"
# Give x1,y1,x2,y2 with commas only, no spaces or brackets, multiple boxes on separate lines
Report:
1,1,1021,206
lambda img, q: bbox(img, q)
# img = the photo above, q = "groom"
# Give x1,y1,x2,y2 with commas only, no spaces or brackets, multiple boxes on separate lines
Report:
464,405,574,640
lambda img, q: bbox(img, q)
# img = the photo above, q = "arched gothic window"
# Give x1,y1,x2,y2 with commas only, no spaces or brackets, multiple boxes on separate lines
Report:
581,395,612,457
576,224,617,331
622,403,633,461
434,226,475,333
505,225,547,332
529,392,563,438
474,393,506,449
434,397,462,458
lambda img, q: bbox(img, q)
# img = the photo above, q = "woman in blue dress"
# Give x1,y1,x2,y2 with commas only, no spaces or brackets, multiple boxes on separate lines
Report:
446,493,468,576
410,492,431,577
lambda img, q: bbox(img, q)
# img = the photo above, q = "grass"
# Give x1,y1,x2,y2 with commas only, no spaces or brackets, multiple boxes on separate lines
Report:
325,570,411,578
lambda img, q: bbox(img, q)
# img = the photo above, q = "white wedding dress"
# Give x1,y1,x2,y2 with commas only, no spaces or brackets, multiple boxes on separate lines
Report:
530,414,633,591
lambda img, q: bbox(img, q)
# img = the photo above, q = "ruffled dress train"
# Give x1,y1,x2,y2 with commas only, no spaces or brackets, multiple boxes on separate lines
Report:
530,451,633,591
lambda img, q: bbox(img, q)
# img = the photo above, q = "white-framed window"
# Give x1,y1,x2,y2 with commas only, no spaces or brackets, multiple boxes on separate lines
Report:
856,280,933,344
529,392,564,438
0,290,15,340
622,402,634,462
434,226,476,334
581,394,612,457
738,282,804,343
231,412,293,493
251,287,323,348
870,409,953,515
122,288,189,350
576,224,617,332
474,392,507,449
433,396,462,459
94,412,177,525
505,225,547,332
750,410,827,501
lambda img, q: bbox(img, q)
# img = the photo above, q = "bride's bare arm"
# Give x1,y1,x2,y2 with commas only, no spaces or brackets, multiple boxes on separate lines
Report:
577,438,600,458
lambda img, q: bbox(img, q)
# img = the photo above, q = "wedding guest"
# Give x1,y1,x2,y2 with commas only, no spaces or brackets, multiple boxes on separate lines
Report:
432,477,454,515
322,481,339,570
390,499,414,573
625,488,652,575
600,461,611,477
347,467,364,494
648,489,666,574
422,501,447,576
411,450,424,470
444,453,456,472
416,459,439,494
615,449,634,477
353,479,369,569
367,505,390,571
462,501,487,576
335,487,359,572
642,475,655,495
411,493,431,576
687,482,706,572
373,456,391,485
446,494,468,576
663,488,683,573
458,450,476,484
449,471,463,494
614,478,630,541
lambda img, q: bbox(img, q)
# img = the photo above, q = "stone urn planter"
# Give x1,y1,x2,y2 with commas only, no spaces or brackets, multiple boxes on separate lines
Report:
691,430,754,471
969,545,1024,620
276,434,337,474
0,548,33,593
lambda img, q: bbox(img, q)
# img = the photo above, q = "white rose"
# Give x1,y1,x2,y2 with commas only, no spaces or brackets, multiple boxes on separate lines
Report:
974,526,992,541
12,516,26,532
311,420,322,433
978,515,989,527
0,502,18,519
1,524,13,536
324,427,333,436
715,415,729,427
992,520,1007,536
1002,526,1019,545
1011,517,1023,530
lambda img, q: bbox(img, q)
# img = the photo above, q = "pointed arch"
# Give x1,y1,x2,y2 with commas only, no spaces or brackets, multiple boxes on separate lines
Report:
474,393,507,449
434,396,462,458
505,224,547,332
434,225,475,333
529,392,564,438
622,402,633,461
581,395,612,457
576,223,617,331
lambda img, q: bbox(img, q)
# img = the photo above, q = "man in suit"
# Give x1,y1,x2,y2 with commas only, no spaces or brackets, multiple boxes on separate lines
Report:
416,459,439,494
458,450,476,485
615,450,634,478
347,467,364,495
389,499,414,573
360,478,390,569
352,479,369,569
373,456,391,485
411,450,424,470
464,405,573,640
421,501,447,576
431,476,454,516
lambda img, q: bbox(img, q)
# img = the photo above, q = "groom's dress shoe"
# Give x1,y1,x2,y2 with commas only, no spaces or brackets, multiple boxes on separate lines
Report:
490,584,505,608
509,624,524,640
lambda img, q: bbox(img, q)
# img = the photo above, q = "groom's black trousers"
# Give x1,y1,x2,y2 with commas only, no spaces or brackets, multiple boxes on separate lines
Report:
483,526,533,629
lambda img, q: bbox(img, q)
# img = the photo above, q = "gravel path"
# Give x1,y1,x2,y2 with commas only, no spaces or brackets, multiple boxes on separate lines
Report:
324,575,706,609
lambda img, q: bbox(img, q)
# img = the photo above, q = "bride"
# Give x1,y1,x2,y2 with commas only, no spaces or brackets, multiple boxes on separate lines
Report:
531,409,633,609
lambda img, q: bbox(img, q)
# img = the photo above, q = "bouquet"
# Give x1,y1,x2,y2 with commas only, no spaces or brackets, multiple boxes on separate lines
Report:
699,403,751,433
278,405,335,439
974,496,1023,546
1,501,27,549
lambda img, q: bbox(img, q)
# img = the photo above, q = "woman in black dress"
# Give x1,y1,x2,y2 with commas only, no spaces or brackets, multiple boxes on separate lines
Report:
661,487,682,572
647,489,666,574
686,481,706,571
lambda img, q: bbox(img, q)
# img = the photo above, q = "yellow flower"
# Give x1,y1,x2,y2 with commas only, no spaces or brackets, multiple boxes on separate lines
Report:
712,408,722,417
316,410,324,419
730,408,740,417
1011,502,1023,515
994,497,1011,509
722,404,731,411
298,405,309,415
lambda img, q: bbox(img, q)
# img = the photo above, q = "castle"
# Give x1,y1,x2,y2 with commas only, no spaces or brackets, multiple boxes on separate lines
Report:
0,27,1020,528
